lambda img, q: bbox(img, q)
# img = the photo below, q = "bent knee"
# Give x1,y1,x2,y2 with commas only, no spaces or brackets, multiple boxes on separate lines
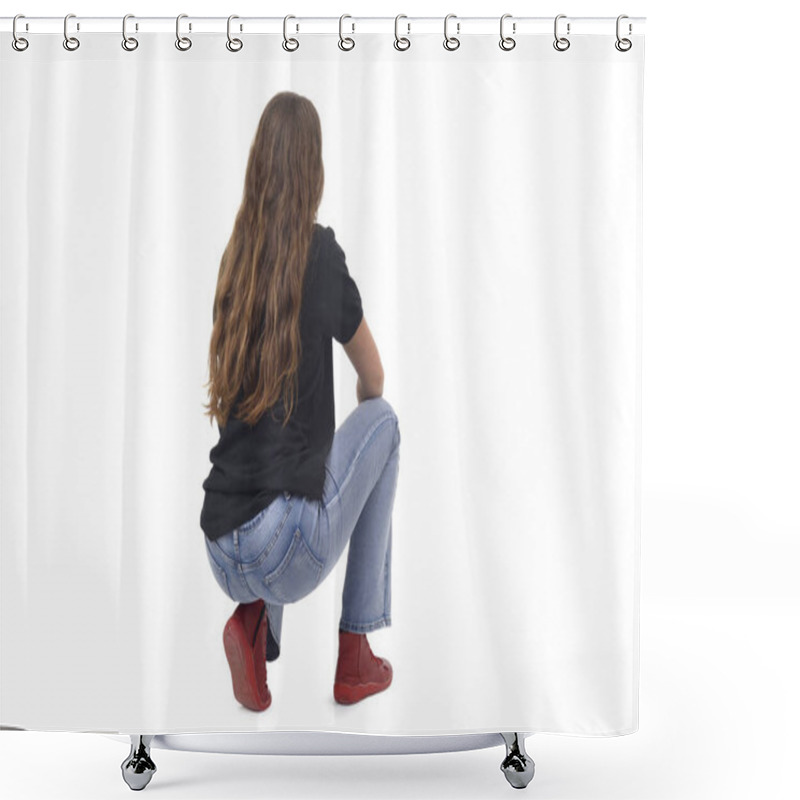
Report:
366,396,400,446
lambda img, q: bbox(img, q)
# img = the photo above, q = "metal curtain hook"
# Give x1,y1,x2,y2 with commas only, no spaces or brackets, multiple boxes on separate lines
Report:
339,14,355,51
283,15,299,51
122,14,139,51
176,13,192,50
394,14,410,50
227,15,243,52
12,14,29,51
63,13,80,51
615,14,632,51
499,13,516,51
553,14,570,51
443,13,460,51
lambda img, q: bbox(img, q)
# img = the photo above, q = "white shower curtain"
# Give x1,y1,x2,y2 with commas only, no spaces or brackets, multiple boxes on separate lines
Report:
0,25,643,736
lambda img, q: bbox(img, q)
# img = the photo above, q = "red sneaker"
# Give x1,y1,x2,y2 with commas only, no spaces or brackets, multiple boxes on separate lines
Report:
334,630,393,705
223,600,272,711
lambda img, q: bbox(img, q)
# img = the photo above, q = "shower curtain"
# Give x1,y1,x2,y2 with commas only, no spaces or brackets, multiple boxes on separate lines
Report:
0,20,644,737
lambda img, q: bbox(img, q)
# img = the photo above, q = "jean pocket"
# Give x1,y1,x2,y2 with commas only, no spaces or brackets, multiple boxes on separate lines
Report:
239,499,296,567
263,528,324,604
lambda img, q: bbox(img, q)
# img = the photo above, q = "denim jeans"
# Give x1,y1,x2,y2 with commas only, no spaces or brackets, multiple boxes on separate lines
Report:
204,396,400,655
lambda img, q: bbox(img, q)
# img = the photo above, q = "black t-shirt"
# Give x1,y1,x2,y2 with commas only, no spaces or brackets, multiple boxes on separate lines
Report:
200,224,363,541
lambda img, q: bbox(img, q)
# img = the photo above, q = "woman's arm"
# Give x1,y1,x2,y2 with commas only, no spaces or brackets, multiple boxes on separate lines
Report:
343,316,384,402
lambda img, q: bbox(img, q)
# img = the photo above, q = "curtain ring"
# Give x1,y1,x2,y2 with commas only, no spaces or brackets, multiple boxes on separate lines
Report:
283,15,299,51
63,13,80,51
175,13,192,50
12,14,29,52
122,14,139,51
394,14,411,51
553,14,570,51
339,14,355,51
227,15,243,52
443,13,460,51
615,14,632,52
499,13,516,51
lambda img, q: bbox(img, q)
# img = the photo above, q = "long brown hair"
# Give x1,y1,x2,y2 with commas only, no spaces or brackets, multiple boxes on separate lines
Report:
204,92,324,429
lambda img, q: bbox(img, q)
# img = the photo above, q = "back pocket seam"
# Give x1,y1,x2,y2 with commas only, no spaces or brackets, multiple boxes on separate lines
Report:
263,528,324,600
207,551,232,598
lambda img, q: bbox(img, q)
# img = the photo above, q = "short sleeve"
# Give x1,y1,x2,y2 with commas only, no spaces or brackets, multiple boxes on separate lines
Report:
316,226,363,344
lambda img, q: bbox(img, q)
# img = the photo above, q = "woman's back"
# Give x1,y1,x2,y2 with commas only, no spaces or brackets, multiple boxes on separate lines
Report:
200,223,363,541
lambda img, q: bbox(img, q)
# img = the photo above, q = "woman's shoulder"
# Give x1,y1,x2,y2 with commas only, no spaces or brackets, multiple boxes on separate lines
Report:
306,224,333,288
313,221,336,242
310,222,329,263
314,223,350,262
312,223,345,267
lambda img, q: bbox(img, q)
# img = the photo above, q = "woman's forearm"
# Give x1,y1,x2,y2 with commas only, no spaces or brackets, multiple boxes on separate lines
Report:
357,375,383,403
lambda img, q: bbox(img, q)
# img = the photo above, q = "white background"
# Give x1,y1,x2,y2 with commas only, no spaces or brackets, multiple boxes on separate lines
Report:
1,1,797,798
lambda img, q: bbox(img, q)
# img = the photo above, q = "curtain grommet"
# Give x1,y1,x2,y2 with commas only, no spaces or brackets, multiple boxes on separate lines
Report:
121,14,139,52
615,15,633,51
11,14,29,51
338,14,355,51
63,13,80,51
443,13,460,51
175,13,192,51
499,14,516,51
553,14,570,52
283,15,299,52
226,15,243,52
394,14,411,51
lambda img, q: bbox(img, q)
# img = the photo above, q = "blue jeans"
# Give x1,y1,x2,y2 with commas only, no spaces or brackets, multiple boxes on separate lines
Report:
204,396,400,655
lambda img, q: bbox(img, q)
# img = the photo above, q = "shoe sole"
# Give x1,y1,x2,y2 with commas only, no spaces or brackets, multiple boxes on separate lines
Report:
223,615,272,712
334,674,393,705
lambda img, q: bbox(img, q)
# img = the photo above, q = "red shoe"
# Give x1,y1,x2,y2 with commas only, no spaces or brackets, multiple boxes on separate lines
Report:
334,630,393,705
223,600,272,712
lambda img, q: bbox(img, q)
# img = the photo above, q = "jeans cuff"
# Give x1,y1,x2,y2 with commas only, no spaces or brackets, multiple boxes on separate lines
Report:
339,615,392,634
